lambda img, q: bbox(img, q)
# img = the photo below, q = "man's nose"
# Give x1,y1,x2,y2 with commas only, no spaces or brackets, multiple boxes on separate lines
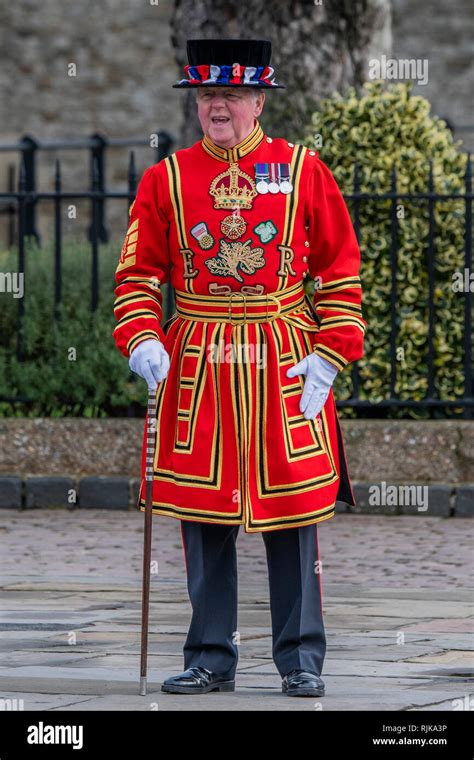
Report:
210,95,227,108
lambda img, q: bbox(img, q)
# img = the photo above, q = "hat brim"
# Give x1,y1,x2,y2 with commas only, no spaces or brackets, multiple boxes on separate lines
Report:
172,82,286,89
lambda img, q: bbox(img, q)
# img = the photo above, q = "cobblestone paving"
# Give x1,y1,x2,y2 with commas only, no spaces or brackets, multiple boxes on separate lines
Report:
0,510,472,711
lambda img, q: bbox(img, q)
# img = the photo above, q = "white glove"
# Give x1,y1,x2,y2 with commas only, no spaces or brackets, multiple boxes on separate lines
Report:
286,353,338,420
129,338,170,390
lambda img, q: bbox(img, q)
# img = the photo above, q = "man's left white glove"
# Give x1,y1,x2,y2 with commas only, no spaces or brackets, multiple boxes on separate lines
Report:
129,338,170,390
286,353,339,420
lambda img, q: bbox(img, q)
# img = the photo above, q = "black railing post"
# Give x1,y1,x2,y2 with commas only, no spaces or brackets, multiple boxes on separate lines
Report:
16,158,27,362
88,132,109,243
90,156,100,312
54,159,62,320
426,160,436,402
463,153,473,418
7,164,15,248
353,162,361,244
19,134,40,244
156,130,173,163
389,164,398,402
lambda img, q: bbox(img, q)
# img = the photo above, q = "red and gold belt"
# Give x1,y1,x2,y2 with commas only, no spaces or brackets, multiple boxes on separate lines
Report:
174,280,316,326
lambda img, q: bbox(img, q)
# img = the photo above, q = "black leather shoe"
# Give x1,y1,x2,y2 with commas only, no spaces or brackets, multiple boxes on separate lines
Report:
161,666,235,694
282,669,325,697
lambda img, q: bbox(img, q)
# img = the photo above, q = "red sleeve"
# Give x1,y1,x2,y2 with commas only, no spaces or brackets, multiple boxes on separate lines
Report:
306,157,367,371
112,164,171,358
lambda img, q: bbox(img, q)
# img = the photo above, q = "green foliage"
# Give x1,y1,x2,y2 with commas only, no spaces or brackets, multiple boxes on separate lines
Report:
0,239,162,417
303,81,470,418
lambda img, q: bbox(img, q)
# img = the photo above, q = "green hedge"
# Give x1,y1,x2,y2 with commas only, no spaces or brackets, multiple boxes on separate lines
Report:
303,81,470,418
0,239,170,417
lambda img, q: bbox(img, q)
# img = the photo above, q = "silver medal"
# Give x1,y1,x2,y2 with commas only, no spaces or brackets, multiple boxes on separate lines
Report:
256,180,269,194
268,182,280,194
279,180,293,194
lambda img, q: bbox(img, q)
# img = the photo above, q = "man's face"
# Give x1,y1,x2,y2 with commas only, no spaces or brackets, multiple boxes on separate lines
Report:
196,87,265,148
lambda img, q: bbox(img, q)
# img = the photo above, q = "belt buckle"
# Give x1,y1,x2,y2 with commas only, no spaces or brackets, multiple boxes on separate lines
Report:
265,293,282,322
228,292,247,325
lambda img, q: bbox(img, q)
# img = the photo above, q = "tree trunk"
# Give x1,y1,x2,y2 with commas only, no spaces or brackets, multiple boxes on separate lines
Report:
170,0,392,147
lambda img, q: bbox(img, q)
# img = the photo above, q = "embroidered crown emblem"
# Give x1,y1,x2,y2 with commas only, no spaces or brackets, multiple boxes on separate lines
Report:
209,162,257,210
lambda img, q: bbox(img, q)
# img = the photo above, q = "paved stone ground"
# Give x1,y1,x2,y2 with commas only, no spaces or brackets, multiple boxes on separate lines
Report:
0,509,473,711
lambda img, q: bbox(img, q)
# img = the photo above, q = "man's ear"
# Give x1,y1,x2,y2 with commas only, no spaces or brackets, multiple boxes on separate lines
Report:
254,92,265,117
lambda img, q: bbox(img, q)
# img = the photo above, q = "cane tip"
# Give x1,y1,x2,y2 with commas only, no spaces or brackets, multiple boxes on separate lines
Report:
139,676,147,696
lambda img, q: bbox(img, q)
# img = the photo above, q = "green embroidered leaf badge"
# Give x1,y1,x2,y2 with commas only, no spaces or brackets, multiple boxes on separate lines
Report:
204,238,266,283
253,220,278,244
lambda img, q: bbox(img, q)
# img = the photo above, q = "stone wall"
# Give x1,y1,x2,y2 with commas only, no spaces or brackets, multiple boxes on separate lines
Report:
0,0,183,245
0,418,472,482
391,0,473,151
0,1,471,247
0,419,472,515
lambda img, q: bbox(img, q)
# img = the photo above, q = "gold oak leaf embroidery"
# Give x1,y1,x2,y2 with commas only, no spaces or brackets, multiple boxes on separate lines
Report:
204,238,265,283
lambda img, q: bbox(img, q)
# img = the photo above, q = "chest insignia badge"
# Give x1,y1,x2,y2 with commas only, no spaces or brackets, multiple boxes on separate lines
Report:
220,210,247,240
190,221,215,250
209,163,257,210
254,220,278,244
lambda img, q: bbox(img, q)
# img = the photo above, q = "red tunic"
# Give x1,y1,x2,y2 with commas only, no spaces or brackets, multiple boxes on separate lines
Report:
112,120,366,532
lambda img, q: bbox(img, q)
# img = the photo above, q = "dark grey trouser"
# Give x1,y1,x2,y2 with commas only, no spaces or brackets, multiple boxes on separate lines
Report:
179,519,326,680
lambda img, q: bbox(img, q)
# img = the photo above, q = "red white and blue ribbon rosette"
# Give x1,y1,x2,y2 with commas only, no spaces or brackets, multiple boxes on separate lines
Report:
176,63,281,87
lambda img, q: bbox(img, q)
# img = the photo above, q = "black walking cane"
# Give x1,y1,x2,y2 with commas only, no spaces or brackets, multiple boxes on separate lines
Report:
139,386,158,696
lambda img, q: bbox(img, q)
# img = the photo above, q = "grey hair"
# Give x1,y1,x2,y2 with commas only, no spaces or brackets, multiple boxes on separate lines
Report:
195,87,263,100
